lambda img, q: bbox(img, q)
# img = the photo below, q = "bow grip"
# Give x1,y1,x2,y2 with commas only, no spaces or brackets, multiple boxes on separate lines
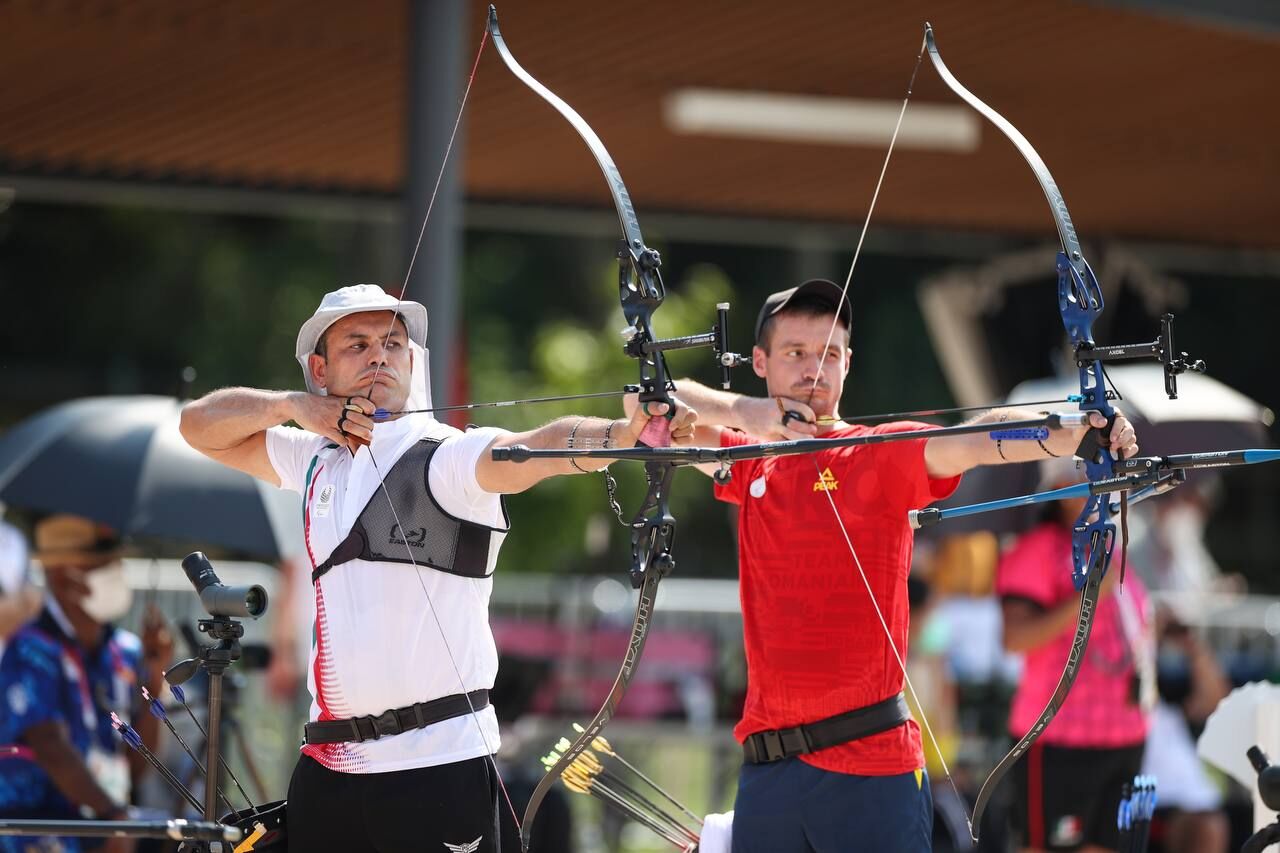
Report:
1074,410,1116,463
637,398,673,448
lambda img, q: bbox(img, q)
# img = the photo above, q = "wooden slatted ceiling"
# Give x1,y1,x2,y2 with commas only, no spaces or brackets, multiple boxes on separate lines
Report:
1,0,1277,248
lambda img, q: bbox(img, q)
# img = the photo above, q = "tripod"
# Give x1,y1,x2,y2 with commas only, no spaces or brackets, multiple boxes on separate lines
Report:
165,614,245,852
173,652,269,816
1241,746,1280,853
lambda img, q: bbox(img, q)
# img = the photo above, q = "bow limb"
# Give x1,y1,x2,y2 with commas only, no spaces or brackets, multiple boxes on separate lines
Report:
485,5,673,425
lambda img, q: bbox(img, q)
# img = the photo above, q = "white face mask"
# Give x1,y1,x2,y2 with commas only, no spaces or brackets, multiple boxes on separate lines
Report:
81,562,133,623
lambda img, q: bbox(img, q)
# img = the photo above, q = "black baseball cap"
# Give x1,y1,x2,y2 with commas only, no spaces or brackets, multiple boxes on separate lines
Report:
754,279,853,344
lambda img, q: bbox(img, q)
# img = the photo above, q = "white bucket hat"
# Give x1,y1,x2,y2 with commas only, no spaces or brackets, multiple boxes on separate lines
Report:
295,284,429,396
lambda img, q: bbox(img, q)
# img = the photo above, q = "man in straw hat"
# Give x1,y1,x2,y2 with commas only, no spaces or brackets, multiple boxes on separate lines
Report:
180,284,697,852
0,514,172,853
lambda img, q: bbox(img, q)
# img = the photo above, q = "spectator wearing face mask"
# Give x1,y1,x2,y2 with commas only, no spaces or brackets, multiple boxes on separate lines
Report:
0,514,172,853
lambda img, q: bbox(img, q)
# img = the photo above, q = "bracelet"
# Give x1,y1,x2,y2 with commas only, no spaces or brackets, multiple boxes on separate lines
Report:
604,419,616,451
995,412,1009,461
1038,439,1060,458
567,418,590,473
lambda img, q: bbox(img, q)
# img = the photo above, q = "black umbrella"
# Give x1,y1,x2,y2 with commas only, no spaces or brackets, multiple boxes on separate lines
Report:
0,396,299,560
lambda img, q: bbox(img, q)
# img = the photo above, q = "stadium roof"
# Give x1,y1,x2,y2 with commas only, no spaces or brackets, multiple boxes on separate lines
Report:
2,0,1278,247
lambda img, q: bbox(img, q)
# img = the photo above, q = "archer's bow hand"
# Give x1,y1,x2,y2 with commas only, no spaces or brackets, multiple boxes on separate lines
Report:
619,396,699,447
292,393,376,452
1064,409,1139,461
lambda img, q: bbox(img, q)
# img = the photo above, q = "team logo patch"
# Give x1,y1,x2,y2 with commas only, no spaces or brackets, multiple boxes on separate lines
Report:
813,467,839,492
749,476,767,498
443,838,482,853
315,484,335,518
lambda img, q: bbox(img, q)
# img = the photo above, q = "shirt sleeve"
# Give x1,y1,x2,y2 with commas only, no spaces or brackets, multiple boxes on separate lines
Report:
427,426,510,527
0,635,65,739
265,426,329,494
995,526,1067,608
851,421,962,513
712,427,762,506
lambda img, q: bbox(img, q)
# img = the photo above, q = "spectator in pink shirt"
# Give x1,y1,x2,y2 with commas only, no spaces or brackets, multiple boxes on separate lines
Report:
996,459,1152,853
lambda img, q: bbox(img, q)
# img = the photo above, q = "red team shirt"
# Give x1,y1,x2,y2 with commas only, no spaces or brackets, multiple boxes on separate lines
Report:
714,422,961,776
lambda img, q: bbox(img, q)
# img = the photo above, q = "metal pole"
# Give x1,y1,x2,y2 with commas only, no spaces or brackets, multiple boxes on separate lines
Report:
204,671,223,823
405,0,467,409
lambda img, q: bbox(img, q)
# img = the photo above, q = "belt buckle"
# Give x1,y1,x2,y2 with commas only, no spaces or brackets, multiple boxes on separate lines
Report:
780,727,810,756
371,709,402,740
761,730,784,762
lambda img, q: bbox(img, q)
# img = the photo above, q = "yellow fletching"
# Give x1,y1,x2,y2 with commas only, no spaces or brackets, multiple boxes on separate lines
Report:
562,773,589,795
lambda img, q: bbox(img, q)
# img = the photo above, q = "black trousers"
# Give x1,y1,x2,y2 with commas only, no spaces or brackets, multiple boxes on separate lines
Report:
1010,741,1145,850
286,753,513,853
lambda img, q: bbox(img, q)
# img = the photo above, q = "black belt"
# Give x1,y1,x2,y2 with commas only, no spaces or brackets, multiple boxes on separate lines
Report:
303,689,489,745
742,692,910,764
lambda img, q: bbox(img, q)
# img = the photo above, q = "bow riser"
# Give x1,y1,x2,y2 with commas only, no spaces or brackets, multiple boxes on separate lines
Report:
629,461,677,587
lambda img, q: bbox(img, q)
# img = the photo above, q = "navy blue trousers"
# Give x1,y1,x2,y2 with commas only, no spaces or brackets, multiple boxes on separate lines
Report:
732,758,932,853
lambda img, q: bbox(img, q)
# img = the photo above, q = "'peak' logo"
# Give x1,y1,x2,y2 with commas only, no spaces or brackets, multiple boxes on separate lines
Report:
813,468,839,492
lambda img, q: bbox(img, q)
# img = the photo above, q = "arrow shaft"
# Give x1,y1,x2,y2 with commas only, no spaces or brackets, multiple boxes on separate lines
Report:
495,412,1090,465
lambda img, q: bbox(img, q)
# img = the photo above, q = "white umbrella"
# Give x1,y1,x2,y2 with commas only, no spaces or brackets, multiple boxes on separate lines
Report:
1007,364,1273,454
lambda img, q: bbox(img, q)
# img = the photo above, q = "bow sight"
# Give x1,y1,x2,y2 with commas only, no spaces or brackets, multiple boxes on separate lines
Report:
1075,312,1205,400
619,292,745,395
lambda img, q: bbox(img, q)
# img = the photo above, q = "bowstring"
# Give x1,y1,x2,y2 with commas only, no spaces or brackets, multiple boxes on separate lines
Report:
802,31,973,837
358,23,525,834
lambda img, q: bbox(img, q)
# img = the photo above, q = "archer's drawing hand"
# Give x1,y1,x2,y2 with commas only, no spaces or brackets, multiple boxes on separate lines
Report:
746,396,817,441
293,394,376,451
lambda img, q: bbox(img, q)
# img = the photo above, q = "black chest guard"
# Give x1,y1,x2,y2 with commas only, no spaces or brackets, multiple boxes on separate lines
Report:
310,438,509,583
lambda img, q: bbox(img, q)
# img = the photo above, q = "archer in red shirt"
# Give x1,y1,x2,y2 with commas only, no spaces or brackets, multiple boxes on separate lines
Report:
669,279,1141,853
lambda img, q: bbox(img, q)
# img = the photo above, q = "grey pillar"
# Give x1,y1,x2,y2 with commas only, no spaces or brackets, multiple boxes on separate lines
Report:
405,0,467,408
